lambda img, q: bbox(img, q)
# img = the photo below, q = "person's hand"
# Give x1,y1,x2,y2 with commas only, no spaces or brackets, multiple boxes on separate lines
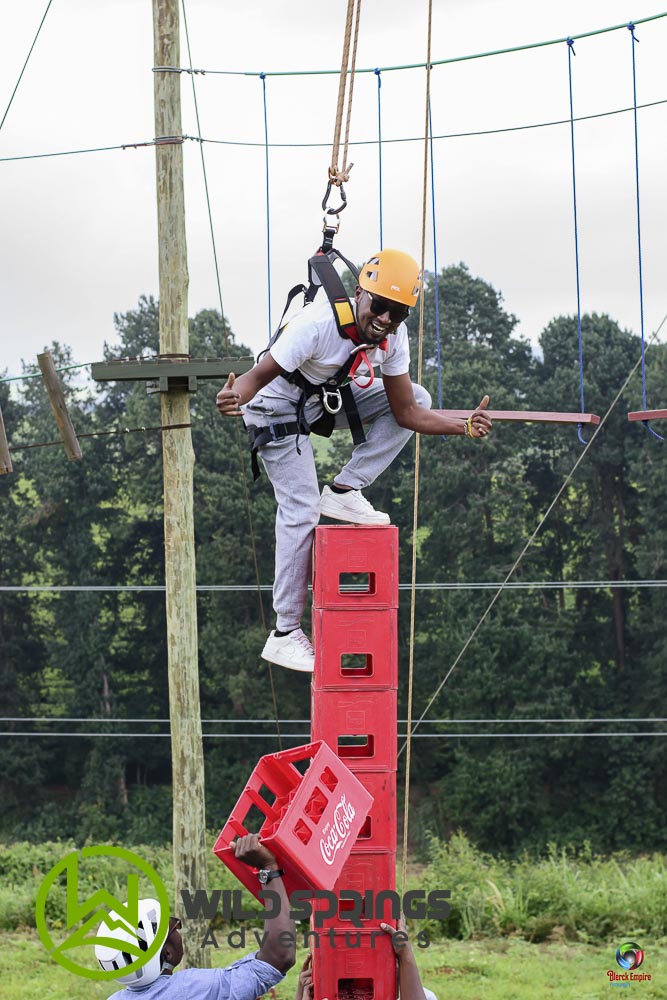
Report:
230,833,278,870
216,373,243,416
380,916,415,964
294,953,313,1000
469,394,492,438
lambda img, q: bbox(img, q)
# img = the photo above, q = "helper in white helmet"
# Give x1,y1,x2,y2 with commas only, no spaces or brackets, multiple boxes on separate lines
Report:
95,834,295,999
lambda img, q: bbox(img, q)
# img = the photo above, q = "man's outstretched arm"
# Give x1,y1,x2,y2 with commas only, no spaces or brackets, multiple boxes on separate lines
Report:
383,372,491,438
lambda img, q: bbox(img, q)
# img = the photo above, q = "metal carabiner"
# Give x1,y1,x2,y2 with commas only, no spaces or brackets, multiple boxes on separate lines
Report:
322,388,343,414
322,180,348,216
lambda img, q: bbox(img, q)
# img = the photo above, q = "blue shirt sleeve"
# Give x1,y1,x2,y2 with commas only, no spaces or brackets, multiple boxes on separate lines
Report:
116,953,284,1000
177,952,284,1000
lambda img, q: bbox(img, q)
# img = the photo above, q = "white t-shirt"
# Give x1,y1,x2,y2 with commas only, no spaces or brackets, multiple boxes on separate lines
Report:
254,294,410,402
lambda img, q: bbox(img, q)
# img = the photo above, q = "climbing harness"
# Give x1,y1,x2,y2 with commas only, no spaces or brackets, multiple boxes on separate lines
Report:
247,229,382,480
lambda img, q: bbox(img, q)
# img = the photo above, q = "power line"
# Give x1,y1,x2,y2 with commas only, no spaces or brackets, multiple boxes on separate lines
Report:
2,717,664,724
2,716,662,724
0,731,664,739
2,580,666,593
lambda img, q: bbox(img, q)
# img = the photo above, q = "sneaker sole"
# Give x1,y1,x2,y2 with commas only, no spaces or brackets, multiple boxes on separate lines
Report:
320,504,391,526
261,647,314,673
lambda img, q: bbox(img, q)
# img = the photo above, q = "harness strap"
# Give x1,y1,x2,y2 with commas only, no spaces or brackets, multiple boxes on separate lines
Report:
247,420,309,481
349,348,374,387
339,383,365,445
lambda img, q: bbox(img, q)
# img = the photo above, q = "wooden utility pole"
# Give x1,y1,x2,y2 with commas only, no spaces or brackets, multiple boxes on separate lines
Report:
152,0,210,966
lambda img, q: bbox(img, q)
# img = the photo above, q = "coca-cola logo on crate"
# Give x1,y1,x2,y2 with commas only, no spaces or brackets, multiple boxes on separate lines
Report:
319,794,356,865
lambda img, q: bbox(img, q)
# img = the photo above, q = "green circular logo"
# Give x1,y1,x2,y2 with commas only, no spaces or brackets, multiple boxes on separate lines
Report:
35,845,170,982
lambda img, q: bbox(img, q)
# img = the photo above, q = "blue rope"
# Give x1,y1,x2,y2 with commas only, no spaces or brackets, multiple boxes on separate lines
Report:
628,24,663,440
375,69,383,249
428,98,445,439
260,73,272,340
566,40,587,447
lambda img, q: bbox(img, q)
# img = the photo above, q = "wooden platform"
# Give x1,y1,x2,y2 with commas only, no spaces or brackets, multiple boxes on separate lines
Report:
628,409,667,421
435,409,601,425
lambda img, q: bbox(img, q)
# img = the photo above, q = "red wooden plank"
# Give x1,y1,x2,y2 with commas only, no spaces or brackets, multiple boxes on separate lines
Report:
435,409,601,426
628,409,667,421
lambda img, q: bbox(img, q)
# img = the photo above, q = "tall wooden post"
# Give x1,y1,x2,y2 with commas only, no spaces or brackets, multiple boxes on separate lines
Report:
153,0,210,967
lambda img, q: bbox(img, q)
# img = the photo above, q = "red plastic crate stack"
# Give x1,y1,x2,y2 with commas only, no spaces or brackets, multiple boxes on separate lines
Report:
310,525,399,1000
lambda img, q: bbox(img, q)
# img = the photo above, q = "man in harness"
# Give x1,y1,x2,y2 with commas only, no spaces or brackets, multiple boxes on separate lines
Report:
217,248,492,673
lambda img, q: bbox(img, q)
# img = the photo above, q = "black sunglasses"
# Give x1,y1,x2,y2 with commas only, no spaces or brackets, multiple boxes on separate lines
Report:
165,917,182,944
364,290,410,324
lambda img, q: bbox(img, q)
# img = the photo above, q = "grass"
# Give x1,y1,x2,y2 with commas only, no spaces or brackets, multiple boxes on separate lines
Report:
2,929,666,1000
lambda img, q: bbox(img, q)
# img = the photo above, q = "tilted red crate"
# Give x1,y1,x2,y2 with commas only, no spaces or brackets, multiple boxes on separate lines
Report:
213,741,373,902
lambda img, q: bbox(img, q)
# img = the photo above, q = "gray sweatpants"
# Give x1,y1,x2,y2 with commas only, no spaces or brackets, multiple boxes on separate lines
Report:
244,380,432,632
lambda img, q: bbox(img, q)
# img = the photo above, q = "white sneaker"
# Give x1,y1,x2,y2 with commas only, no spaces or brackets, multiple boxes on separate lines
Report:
320,485,391,526
261,628,314,672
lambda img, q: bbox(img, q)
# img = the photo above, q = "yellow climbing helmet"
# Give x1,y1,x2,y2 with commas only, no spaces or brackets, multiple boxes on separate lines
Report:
359,249,422,307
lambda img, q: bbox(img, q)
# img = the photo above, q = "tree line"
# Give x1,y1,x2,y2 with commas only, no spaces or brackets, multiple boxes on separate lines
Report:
1,264,665,855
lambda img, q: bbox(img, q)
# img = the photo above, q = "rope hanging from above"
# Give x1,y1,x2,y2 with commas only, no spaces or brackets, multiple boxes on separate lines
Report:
566,39,588,447
626,22,664,440
401,0,434,900
323,0,362,215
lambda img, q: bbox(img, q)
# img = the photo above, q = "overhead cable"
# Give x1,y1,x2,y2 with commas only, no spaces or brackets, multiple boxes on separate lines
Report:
0,0,55,132
149,12,667,77
3,99,667,163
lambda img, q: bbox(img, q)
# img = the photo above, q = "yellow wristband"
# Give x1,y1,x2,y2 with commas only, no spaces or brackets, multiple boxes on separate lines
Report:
466,415,473,438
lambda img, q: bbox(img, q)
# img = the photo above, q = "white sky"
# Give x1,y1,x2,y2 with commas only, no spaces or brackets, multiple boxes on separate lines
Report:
2,1,667,383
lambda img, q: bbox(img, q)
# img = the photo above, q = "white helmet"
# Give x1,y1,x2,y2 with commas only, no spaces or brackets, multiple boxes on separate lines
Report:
95,897,169,987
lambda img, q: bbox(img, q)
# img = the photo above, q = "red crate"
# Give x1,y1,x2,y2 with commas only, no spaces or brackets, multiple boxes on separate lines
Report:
212,741,373,903
313,609,397,690
310,929,397,1000
349,770,396,853
313,526,399,610
311,852,397,930
311,691,397,771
